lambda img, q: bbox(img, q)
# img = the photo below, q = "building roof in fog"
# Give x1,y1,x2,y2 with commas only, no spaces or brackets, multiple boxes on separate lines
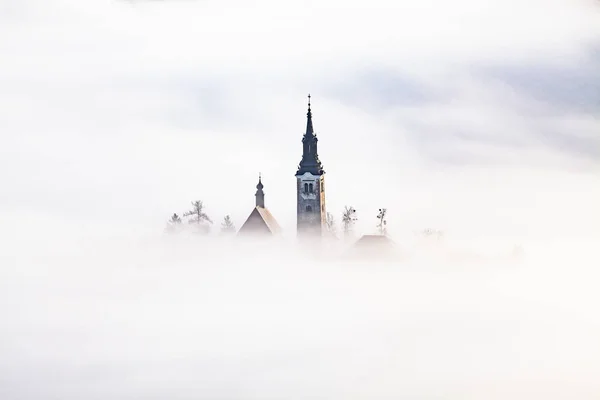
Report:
238,173,281,237
353,234,395,248
344,234,399,261
256,206,281,234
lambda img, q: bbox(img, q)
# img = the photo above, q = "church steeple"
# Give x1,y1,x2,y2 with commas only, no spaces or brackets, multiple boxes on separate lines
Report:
306,94,314,137
295,94,327,238
255,173,265,208
296,94,324,176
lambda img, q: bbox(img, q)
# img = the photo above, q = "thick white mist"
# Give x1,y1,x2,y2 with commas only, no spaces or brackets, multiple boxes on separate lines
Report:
1,228,599,399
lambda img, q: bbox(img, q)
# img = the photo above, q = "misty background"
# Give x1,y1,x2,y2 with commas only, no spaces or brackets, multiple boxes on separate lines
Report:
1,0,600,399
1,0,599,240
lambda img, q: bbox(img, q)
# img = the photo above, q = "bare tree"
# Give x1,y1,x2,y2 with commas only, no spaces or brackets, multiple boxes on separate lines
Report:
341,206,357,237
376,208,387,236
183,200,213,234
325,212,337,237
221,215,236,234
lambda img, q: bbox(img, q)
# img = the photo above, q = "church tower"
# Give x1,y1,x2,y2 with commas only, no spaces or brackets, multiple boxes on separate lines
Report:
296,95,326,237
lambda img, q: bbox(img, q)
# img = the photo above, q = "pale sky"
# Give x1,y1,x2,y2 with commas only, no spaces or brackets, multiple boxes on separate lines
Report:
1,0,599,241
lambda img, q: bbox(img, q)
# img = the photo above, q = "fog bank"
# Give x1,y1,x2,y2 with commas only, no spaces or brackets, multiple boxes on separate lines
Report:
1,229,599,399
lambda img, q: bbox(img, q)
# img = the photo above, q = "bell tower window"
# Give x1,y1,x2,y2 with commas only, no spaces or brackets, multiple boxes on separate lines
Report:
309,183,314,193
306,205,312,212
304,183,308,194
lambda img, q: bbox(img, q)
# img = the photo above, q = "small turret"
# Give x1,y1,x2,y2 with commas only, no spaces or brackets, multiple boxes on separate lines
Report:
255,173,265,208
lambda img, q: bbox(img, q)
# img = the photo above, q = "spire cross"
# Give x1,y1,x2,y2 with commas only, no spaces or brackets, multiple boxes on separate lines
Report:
308,93,311,109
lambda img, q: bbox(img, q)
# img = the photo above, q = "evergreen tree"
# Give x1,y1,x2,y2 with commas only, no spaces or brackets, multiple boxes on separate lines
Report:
183,200,213,234
165,213,182,233
221,215,236,234
169,213,182,224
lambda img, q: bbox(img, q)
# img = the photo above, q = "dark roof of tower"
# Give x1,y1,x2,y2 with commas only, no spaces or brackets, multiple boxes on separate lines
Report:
305,99,315,137
296,94,325,176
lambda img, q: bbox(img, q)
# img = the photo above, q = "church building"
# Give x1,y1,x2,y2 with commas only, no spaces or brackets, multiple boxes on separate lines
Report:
237,175,281,236
236,95,327,239
296,95,326,238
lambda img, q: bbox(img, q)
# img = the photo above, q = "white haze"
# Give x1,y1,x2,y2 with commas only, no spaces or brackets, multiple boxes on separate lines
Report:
1,232,600,399
1,0,600,398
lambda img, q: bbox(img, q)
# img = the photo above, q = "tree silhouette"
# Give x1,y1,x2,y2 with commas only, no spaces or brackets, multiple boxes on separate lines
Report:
341,206,357,236
376,208,387,236
183,200,213,234
165,213,183,233
221,215,236,234
325,212,337,237
169,213,182,224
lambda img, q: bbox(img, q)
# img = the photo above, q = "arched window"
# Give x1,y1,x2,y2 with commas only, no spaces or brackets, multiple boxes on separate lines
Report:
304,183,308,194
309,183,314,193
306,205,312,212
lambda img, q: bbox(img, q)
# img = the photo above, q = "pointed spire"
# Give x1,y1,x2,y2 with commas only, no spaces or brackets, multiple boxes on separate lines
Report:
306,93,314,136
256,173,264,190
296,94,324,176
255,173,265,208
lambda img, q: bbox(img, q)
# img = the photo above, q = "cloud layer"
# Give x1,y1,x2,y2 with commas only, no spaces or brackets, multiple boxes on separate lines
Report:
2,235,600,399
